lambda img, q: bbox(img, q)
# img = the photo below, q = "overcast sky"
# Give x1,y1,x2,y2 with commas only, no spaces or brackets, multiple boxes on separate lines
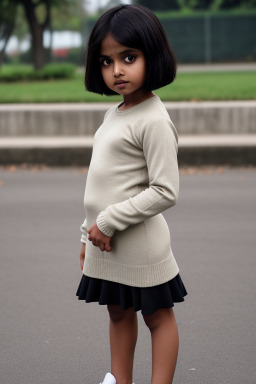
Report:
84,0,131,14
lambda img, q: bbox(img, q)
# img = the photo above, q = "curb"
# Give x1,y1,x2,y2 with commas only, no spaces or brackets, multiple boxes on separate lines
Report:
1,135,256,166
1,101,256,136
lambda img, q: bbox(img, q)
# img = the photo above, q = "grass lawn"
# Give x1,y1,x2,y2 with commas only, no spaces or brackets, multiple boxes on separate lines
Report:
0,70,255,103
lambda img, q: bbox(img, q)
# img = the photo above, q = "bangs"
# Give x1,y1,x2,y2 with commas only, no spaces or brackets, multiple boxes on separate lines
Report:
109,9,147,52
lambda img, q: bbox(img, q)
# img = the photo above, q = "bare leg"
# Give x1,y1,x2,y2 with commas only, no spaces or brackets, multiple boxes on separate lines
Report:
143,308,179,384
107,305,138,384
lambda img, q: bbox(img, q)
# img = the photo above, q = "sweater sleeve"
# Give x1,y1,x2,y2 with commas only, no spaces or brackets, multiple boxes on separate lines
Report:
80,218,88,243
96,116,179,237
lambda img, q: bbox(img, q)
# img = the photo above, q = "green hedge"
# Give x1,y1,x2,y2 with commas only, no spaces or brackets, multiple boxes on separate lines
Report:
0,63,76,82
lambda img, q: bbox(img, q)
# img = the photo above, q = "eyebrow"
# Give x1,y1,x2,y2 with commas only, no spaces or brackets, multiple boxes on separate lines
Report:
99,49,140,59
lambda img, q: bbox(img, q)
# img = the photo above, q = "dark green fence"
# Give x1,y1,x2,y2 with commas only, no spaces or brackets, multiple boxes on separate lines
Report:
84,13,256,63
161,14,256,63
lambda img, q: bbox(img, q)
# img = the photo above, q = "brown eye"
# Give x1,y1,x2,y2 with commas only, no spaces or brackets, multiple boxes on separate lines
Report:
124,55,136,63
101,58,112,66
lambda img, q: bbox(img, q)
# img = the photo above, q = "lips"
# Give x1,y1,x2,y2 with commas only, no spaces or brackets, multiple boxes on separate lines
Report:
115,81,128,89
115,80,128,85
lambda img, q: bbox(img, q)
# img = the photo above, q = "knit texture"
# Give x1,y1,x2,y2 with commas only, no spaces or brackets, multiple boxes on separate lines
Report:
80,95,179,287
80,218,88,243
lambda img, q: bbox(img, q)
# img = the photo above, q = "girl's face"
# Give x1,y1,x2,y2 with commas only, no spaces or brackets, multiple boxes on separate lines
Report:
100,33,151,105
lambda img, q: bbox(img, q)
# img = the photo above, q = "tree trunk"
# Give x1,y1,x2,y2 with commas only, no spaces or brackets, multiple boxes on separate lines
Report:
0,23,14,67
0,0,17,67
32,23,45,70
21,0,48,70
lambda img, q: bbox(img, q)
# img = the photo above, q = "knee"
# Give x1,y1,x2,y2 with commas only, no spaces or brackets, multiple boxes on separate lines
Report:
143,308,172,331
108,305,135,323
143,312,160,331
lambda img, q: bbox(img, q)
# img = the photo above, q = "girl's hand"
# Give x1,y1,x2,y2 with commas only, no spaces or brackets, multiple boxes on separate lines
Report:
80,243,86,271
87,222,112,252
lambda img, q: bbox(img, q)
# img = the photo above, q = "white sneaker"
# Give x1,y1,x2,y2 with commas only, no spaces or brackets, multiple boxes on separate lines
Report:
99,372,116,384
99,372,135,384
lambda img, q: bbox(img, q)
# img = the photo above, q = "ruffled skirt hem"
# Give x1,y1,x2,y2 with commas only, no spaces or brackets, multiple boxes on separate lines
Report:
76,273,187,315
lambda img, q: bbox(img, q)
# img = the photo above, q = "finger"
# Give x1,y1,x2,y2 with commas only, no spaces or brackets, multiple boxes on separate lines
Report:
105,243,112,252
92,240,98,247
99,242,105,252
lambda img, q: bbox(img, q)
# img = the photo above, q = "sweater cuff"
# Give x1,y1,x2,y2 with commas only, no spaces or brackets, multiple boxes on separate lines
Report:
80,219,87,243
96,211,115,237
80,233,87,244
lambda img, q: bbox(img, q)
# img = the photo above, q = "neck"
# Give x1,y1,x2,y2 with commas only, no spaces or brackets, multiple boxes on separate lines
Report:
119,91,155,111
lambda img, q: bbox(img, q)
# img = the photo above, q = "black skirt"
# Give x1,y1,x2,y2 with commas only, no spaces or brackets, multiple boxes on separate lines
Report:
76,273,187,315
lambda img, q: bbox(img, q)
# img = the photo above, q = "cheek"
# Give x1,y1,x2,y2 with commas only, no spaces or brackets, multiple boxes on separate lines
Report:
101,70,110,86
101,68,106,80
135,60,147,81
137,64,147,84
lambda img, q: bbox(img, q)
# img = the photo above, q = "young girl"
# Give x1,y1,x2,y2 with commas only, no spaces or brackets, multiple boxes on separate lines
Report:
76,4,187,384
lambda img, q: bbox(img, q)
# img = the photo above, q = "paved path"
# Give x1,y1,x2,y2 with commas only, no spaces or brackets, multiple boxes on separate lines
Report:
178,62,256,72
0,167,255,384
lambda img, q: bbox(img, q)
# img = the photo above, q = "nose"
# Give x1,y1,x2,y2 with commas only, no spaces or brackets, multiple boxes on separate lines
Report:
113,61,124,77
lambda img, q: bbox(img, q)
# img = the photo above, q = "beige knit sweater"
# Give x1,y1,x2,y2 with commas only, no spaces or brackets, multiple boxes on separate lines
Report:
80,95,179,287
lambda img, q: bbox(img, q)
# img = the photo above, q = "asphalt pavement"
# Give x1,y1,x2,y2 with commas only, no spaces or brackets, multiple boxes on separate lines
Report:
0,166,255,384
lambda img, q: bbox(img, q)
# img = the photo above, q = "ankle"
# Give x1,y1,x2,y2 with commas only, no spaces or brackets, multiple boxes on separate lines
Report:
112,374,133,384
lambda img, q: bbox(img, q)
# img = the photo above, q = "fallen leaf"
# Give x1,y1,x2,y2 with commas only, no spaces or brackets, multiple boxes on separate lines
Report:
7,165,17,173
74,167,89,174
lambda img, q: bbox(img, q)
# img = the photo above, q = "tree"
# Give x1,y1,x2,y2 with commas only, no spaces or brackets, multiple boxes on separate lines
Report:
19,0,52,70
0,0,84,70
0,0,17,66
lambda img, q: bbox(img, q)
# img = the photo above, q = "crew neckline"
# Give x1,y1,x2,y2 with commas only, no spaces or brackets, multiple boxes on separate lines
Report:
115,95,159,115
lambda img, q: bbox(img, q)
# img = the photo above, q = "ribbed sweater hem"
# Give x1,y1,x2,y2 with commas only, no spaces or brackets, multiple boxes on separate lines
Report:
83,252,179,288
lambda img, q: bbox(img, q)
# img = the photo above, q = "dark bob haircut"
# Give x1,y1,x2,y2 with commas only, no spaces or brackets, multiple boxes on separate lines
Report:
85,4,176,95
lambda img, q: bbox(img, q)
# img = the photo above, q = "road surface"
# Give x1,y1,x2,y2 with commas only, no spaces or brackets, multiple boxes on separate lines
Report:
0,166,255,384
